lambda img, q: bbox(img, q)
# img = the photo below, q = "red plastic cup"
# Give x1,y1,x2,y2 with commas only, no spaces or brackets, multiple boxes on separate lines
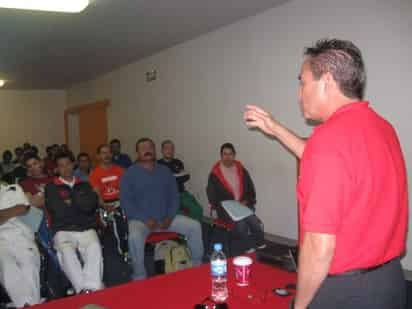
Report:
233,256,253,286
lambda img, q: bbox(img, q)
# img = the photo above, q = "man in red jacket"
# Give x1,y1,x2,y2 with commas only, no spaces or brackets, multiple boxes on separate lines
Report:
207,143,265,251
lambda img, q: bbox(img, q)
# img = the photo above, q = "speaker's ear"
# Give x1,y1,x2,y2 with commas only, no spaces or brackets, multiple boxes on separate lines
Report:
322,72,335,93
319,79,326,94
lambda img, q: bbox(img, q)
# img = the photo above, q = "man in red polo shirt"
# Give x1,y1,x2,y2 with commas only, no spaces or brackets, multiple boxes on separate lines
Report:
244,38,407,309
89,144,128,259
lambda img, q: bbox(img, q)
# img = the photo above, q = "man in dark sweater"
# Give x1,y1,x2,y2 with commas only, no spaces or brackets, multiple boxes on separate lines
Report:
207,143,265,250
110,139,132,169
157,140,190,193
45,152,103,294
120,138,203,280
158,140,203,222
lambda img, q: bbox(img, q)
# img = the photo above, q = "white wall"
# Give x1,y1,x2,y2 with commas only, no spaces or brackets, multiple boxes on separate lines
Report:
0,90,66,155
67,113,80,156
67,0,412,269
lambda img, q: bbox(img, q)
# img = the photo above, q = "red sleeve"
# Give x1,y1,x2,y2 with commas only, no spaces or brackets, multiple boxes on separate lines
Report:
300,153,347,234
89,169,100,190
20,179,35,195
118,166,125,178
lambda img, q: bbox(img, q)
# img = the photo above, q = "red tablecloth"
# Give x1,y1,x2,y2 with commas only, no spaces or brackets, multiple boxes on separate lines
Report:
32,257,296,309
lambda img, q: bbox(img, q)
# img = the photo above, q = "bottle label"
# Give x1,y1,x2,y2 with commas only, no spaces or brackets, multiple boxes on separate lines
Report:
211,260,227,276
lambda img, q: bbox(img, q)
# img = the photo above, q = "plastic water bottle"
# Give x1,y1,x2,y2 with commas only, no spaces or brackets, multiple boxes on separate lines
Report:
210,243,228,302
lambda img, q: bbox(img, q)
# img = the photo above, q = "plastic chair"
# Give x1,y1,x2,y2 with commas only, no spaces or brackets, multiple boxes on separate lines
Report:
145,231,181,244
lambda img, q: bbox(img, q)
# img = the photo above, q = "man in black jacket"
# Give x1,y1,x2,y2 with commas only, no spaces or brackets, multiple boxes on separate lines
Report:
45,152,103,294
158,140,203,222
157,140,190,193
207,143,265,250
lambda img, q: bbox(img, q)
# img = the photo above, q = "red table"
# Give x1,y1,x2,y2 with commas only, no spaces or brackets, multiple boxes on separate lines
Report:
32,257,296,309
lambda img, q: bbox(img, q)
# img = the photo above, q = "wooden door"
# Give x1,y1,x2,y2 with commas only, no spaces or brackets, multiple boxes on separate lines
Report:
65,100,109,165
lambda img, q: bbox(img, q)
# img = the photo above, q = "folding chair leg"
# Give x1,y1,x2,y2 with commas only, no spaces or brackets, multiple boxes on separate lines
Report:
206,226,215,258
224,229,232,257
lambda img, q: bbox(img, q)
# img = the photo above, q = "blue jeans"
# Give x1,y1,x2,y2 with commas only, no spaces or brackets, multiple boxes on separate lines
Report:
128,215,204,280
234,215,265,247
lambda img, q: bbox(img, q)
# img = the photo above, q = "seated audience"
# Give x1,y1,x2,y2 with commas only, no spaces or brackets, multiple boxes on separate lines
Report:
0,150,15,177
22,143,32,154
29,146,39,157
43,146,57,177
20,153,53,209
59,144,75,162
120,138,204,280
45,152,103,294
51,144,59,154
10,149,27,184
74,152,92,182
89,145,128,258
13,147,24,165
110,139,132,169
158,140,203,222
0,183,41,307
207,143,265,250
157,140,190,193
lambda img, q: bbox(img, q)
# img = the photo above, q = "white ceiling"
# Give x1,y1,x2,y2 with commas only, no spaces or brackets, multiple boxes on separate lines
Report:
0,0,290,89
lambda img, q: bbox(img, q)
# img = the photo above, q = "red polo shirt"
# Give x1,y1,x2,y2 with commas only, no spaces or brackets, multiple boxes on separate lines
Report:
297,102,408,274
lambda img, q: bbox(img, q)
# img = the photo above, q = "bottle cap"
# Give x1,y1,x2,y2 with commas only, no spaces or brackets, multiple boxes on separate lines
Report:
214,243,223,252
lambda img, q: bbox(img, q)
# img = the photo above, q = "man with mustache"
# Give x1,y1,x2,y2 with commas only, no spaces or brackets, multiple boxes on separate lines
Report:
89,144,128,259
120,138,204,280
